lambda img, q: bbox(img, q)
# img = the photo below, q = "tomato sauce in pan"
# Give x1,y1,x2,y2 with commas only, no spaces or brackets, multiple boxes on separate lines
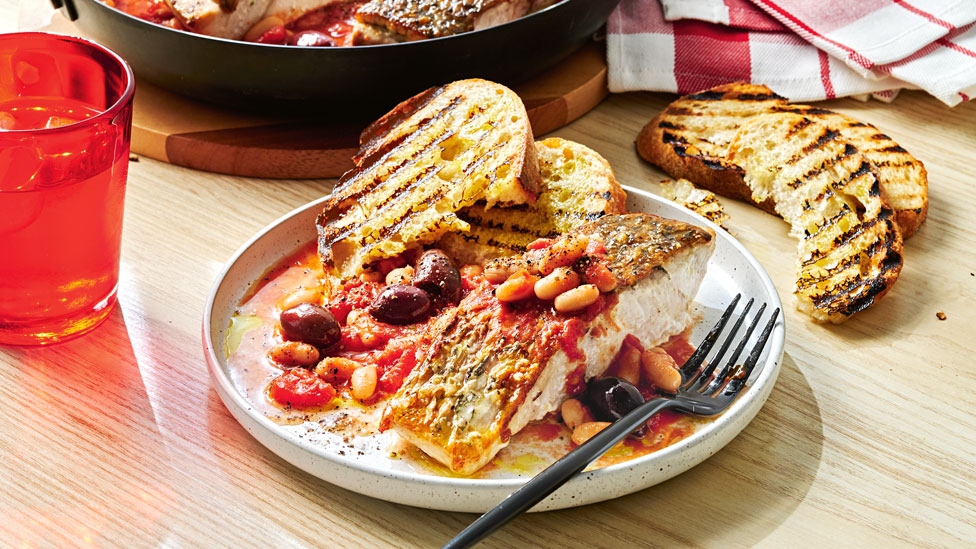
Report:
103,0,364,46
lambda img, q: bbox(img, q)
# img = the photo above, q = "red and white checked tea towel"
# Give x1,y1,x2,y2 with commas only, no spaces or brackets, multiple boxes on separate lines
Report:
608,0,976,105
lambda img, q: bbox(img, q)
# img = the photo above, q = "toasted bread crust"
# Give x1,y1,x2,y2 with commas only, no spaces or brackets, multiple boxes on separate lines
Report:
637,82,927,238
437,137,626,265
317,79,540,278
637,83,785,214
725,112,903,322
773,104,927,238
658,178,730,229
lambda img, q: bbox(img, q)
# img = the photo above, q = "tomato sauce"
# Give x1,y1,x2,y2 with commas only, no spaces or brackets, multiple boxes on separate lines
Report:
225,239,705,476
102,0,364,46
107,0,184,29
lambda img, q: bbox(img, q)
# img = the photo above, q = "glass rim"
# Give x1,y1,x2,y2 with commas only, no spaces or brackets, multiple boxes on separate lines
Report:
0,31,135,135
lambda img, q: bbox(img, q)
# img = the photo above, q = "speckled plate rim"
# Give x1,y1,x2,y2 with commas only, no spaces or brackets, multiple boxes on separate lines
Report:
203,186,785,512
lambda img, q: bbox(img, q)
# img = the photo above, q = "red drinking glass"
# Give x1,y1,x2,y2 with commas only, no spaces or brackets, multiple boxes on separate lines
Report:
0,33,134,345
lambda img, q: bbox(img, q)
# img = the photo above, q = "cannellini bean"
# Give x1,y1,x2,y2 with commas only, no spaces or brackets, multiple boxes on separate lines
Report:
641,347,681,393
484,264,516,284
539,235,589,275
495,271,539,302
534,266,580,300
385,265,415,285
583,262,618,293
350,364,378,400
346,309,364,325
314,357,362,384
359,271,383,283
460,264,483,277
244,16,284,42
615,346,642,386
360,331,378,346
571,421,612,446
280,288,323,311
553,284,600,313
560,398,594,430
268,341,319,367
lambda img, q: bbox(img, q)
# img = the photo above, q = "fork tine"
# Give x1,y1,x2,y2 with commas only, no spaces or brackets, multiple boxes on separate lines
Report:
701,302,766,395
724,307,780,396
690,298,754,391
680,294,741,384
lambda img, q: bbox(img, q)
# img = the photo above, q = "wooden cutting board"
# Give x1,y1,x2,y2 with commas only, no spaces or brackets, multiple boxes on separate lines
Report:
134,42,608,178
39,9,608,179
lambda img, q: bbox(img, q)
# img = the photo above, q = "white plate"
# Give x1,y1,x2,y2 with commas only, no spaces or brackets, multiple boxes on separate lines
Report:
203,186,785,513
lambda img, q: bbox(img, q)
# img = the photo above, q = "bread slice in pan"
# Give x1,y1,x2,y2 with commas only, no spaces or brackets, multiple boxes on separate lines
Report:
725,112,903,323
637,83,927,238
317,79,541,279
437,137,627,265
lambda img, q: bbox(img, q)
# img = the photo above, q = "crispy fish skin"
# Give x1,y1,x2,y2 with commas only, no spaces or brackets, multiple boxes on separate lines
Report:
381,213,715,474
354,0,529,42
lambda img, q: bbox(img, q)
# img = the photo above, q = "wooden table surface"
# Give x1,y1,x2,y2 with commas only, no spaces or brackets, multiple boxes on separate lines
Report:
3,11,976,549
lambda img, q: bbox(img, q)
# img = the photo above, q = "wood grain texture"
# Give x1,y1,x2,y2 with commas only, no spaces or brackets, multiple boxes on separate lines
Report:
3,6,976,546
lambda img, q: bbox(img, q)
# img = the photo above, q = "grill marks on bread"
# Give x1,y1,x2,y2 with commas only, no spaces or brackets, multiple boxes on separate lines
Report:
725,112,903,323
658,179,729,229
637,82,927,239
436,138,627,265
317,79,540,279
774,104,928,237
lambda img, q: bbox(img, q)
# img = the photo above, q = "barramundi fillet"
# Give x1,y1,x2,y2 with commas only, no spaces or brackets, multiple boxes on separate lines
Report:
380,213,715,474
352,0,558,44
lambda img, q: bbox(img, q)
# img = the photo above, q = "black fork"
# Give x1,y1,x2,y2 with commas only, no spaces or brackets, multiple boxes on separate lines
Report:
444,295,780,549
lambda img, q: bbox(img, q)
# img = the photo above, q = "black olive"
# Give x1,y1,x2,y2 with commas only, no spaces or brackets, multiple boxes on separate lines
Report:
280,303,341,347
369,284,432,325
586,377,646,436
412,249,461,304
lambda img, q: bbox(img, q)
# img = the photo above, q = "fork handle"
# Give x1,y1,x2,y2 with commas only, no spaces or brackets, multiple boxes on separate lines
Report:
443,397,675,549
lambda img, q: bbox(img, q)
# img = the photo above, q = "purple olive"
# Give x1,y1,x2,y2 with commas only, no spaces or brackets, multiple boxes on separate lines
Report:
587,376,645,423
412,249,461,304
288,30,335,47
369,284,431,325
280,303,340,347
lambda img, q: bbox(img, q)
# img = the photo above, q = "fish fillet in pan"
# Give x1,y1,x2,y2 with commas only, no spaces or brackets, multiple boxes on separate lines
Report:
380,213,715,474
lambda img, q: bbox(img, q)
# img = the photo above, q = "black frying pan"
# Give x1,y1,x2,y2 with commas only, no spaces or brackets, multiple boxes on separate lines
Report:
53,0,620,116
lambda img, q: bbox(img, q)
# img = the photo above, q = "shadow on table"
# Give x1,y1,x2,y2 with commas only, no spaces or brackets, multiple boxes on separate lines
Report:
0,308,178,548
497,351,824,548
204,351,822,547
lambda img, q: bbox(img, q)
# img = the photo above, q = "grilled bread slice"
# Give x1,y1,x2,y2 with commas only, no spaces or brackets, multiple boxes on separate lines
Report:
437,137,627,265
381,213,715,474
637,82,927,238
636,82,787,211
726,113,903,323
317,79,541,279
658,178,729,229
773,104,928,238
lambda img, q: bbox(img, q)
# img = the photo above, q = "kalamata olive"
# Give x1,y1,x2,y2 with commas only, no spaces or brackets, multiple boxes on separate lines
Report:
586,376,646,425
412,249,461,303
280,303,341,348
288,30,335,47
369,284,431,325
